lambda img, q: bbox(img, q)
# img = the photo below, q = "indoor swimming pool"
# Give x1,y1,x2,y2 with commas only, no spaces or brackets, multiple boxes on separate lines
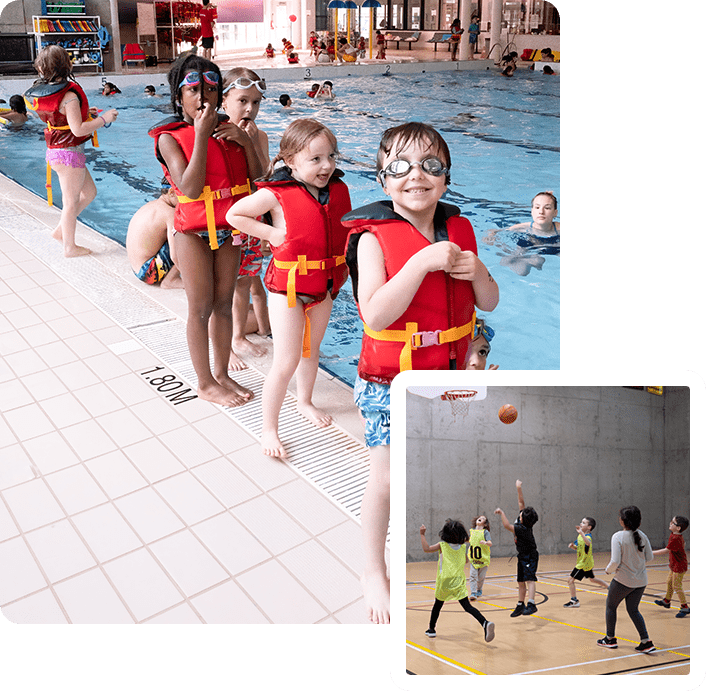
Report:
0,68,559,377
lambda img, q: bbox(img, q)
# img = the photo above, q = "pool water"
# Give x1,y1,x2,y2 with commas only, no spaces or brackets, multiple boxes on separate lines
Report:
0,69,559,377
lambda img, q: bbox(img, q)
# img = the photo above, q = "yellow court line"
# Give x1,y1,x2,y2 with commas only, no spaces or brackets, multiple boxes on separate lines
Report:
406,640,485,675
526,613,690,657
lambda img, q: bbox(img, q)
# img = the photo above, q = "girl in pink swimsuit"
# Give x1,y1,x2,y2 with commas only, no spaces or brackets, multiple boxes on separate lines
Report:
28,45,118,257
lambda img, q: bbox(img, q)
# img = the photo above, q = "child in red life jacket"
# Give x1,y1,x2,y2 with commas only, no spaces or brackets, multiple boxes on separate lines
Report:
24,45,117,257
341,122,499,624
150,53,254,409
226,118,352,460
213,67,271,370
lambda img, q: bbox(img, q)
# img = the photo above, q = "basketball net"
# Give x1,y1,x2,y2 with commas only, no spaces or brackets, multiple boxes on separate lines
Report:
440,390,477,419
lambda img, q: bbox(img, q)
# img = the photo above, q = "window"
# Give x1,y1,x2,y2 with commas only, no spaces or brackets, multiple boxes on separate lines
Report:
407,0,421,29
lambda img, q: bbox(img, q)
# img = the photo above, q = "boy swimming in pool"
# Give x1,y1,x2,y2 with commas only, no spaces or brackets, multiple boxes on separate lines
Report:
343,122,499,623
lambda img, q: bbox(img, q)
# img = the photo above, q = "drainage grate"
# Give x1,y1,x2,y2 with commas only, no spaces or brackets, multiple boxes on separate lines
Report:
4,220,370,523
131,320,370,520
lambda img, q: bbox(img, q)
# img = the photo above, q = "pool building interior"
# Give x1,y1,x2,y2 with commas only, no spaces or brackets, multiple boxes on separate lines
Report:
0,36,557,628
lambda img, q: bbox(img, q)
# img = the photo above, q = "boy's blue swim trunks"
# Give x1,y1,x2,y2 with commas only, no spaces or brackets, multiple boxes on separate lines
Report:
353,376,390,447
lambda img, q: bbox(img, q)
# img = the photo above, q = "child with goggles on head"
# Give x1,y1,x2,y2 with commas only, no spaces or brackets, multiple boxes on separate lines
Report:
342,122,499,624
213,67,272,370
148,53,254,409
468,317,498,370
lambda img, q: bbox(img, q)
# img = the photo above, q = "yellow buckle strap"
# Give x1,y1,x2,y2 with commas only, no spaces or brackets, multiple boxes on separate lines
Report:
273,255,346,308
363,312,476,372
47,118,99,147
45,163,53,206
177,182,250,250
270,253,345,357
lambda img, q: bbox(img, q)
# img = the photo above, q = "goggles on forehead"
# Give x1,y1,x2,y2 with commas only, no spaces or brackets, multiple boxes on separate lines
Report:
474,322,495,343
223,77,267,95
379,156,448,183
178,71,220,89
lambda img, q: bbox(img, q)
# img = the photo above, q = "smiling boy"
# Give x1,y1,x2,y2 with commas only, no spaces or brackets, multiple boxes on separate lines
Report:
342,122,499,624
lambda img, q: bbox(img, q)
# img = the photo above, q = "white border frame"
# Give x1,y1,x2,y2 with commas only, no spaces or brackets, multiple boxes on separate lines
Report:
390,370,706,691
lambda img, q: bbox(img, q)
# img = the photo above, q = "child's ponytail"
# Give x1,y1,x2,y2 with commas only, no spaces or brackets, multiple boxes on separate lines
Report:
619,505,644,553
262,152,283,180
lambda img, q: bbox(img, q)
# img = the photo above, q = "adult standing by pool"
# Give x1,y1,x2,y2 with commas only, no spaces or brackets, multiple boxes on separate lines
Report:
199,0,218,61
597,506,656,654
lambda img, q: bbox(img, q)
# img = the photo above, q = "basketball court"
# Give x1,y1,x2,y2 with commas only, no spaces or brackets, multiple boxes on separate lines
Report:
403,384,691,676
406,553,690,675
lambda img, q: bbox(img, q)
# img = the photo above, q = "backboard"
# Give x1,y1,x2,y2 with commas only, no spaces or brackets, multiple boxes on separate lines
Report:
407,386,487,401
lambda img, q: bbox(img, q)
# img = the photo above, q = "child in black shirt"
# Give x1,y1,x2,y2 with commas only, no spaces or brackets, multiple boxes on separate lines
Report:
495,479,539,616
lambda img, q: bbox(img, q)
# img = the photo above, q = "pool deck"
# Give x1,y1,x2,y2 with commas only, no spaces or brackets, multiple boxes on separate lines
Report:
0,166,373,624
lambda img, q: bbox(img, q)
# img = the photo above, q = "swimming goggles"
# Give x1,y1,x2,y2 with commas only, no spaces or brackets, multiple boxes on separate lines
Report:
178,71,220,89
474,322,495,343
223,77,267,95
379,156,448,182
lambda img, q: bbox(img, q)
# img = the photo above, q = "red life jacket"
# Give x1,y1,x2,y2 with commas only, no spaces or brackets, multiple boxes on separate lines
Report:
343,201,477,384
149,117,251,249
24,81,94,149
259,172,351,306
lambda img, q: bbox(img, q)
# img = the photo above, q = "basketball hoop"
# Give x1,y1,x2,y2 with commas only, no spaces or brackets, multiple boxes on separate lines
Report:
440,389,477,418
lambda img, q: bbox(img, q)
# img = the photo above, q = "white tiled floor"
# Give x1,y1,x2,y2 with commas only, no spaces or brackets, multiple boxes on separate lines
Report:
0,191,373,624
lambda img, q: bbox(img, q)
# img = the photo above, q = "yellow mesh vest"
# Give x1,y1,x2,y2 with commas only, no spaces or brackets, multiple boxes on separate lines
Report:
575,533,594,571
434,542,469,601
468,529,491,568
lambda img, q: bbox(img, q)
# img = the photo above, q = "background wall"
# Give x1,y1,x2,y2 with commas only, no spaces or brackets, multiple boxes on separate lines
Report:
406,386,690,562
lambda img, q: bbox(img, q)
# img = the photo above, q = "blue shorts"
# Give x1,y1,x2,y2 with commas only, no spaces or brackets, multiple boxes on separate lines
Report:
353,376,390,447
134,241,174,285
194,229,243,248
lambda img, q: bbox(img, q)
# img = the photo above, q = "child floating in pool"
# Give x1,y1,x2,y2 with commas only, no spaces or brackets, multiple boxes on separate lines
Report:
483,191,560,276
0,95,29,127
342,122,499,623
149,53,254,408
226,118,352,459
214,67,271,369
24,45,118,257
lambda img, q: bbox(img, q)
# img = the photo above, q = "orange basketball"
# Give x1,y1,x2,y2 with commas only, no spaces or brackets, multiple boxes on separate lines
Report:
499,404,518,424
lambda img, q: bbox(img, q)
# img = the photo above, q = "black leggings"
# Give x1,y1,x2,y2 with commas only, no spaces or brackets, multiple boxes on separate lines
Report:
605,580,649,640
429,597,486,630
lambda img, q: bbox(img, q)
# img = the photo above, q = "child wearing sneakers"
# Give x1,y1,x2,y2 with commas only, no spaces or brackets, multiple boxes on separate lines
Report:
654,515,690,618
597,505,655,654
419,521,495,643
468,514,492,599
564,517,610,608
495,479,539,616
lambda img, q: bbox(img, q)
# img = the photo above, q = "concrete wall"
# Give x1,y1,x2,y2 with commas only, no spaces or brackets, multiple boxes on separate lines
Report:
406,386,690,562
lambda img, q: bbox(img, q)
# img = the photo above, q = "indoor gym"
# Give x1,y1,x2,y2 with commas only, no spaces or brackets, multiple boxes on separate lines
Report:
405,386,690,675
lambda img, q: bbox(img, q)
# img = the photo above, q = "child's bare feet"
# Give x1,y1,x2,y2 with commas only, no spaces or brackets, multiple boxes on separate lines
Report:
261,428,287,459
228,349,248,372
215,374,254,402
51,226,62,241
232,335,267,359
198,381,249,408
361,572,390,624
297,402,333,428
64,245,92,258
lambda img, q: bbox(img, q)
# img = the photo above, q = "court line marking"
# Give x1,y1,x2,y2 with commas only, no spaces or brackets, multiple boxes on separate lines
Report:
406,640,485,675
517,646,690,675
629,662,690,675
407,572,690,676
